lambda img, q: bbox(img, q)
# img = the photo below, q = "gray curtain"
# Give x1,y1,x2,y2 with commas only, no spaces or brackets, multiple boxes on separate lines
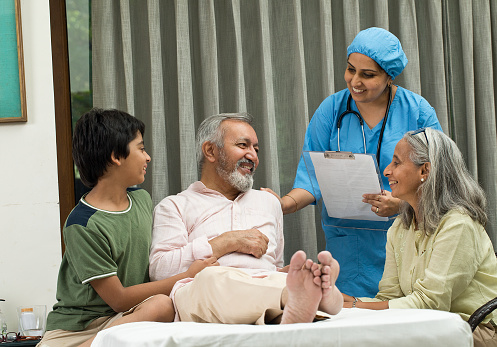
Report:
92,0,497,261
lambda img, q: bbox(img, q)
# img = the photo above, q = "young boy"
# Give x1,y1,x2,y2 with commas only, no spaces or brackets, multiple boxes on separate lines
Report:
38,109,218,347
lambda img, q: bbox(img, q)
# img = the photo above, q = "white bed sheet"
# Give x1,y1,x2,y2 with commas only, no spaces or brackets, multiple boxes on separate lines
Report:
91,308,473,347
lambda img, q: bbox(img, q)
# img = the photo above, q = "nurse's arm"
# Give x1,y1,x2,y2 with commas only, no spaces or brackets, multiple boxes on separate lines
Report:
261,187,315,215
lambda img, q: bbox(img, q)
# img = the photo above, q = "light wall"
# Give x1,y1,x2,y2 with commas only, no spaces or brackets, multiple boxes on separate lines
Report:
0,0,61,332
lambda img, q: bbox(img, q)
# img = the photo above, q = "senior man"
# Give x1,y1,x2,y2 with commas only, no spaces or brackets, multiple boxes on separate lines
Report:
150,113,342,324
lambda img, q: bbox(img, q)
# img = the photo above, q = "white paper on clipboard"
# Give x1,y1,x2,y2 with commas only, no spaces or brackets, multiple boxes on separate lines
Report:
307,151,388,221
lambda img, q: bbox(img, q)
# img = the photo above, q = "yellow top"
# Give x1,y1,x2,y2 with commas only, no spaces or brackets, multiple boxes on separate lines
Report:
361,210,497,323
21,308,33,313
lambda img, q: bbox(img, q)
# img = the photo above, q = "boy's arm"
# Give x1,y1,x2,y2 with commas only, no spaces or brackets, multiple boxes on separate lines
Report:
91,257,218,313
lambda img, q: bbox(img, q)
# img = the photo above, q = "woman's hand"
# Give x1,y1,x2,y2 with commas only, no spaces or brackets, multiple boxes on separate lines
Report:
362,190,401,217
342,293,356,302
343,299,389,310
343,301,352,308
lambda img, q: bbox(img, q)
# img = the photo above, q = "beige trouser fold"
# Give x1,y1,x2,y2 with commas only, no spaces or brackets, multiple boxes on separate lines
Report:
36,314,121,347
174,266,287,325
37,296,151,347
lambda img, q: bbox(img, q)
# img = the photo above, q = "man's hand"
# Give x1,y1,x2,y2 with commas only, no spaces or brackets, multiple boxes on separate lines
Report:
231,229,269,258
209,229,269,259
186,257,219,278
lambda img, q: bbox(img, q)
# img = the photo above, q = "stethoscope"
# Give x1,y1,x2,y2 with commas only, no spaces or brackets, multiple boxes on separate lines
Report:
336,85,392,168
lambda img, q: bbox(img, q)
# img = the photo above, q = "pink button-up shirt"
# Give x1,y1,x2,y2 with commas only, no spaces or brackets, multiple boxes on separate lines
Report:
149,181,284,281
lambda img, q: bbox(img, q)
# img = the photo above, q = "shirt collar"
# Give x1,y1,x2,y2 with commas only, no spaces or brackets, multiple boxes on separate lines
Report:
190,180,249,201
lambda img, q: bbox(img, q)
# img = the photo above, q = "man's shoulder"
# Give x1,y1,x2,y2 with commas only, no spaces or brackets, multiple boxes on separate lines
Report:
244,189,282,209
155,182,202,210
156,182,202,204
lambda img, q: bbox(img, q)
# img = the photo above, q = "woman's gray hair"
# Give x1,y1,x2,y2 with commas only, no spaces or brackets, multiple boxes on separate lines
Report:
196,112,253,169
398,127,487,234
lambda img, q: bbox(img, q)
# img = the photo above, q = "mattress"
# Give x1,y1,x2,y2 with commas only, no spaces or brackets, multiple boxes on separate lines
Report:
91,308,473,347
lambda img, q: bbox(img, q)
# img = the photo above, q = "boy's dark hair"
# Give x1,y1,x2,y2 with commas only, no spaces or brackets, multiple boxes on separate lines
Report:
73,108,145,188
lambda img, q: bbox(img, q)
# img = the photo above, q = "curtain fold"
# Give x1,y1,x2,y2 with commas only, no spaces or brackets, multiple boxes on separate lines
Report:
443,0,497,248
92,0,497,260
147,0,168,200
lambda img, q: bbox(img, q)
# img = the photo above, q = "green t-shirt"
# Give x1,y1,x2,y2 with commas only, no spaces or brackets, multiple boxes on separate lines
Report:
46,188,153,331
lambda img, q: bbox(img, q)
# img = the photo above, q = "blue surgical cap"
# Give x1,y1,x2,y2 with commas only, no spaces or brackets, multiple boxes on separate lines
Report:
347,27,408,80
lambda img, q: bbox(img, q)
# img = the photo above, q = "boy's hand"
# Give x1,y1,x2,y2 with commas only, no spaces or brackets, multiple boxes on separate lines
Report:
277,265,290,273
186,257,219,278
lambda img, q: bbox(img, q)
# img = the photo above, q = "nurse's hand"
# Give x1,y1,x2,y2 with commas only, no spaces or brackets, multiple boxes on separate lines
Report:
362,191,400,217
261,187,297,214
260,187,283,204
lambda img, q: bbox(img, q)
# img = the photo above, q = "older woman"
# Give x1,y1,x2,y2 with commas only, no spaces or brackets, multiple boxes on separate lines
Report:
343,128,497,346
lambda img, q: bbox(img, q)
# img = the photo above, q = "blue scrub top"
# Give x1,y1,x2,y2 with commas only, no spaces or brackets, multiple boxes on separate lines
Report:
294,86,442,297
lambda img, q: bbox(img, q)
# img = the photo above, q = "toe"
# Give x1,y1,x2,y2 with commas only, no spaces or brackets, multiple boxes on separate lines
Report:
317,251,333,265
289,250,307,270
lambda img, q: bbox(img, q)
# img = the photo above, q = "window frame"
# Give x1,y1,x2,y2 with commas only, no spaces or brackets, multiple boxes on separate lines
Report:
49,0,75,254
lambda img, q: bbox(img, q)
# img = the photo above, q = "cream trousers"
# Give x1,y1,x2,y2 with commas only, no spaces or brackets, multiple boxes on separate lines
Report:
175,266,287,325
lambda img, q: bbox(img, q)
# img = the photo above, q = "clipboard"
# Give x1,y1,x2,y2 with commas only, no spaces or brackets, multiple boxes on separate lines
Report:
302,151,388,221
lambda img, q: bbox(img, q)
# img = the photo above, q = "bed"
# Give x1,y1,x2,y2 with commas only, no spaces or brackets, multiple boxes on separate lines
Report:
91,308,473,346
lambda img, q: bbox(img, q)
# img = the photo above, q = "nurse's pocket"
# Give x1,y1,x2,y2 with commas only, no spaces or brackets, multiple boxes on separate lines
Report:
326,235,359,281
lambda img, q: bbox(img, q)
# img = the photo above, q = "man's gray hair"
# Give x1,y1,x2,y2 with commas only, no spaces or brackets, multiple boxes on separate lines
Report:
196,112,253,169
398,127,487,233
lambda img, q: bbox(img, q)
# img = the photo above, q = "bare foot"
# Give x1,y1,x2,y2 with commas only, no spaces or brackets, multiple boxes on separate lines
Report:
280,251,322,324
315,251,342,315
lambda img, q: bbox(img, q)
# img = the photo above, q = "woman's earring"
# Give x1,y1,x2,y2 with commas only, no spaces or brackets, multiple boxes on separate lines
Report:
421,178,425,182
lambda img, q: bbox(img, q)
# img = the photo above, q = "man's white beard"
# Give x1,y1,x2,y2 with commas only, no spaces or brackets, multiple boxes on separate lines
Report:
216,153,254,193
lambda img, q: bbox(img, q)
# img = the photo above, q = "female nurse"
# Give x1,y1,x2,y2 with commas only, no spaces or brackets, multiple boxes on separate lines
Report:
263,27,442,297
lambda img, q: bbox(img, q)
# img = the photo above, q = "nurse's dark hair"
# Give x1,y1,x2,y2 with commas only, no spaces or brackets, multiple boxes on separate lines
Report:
195,112,253,170
72,108,145,188
398,128,487,233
